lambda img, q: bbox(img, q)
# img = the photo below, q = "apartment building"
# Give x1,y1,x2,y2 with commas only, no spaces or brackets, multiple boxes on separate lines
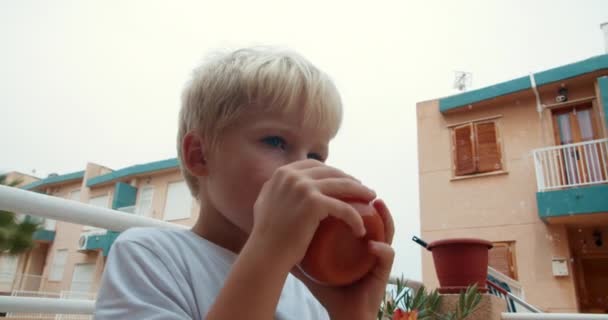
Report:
0,158,198,304
417,53,608,313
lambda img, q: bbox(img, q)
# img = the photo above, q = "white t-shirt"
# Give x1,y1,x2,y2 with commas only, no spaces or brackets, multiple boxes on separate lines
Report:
94,227,329,319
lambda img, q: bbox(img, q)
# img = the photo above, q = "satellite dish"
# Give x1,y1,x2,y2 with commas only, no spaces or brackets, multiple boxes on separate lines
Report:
453,71,472,91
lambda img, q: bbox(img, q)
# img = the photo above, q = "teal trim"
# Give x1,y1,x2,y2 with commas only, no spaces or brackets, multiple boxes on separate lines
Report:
87,158,179,187
598,76,608,129
83,231,120,256
32,229,55,242
112,182,137,210
440,76,531,113
21,171,85,191
440,54,608,112
103,231,120,256
536,184,608,219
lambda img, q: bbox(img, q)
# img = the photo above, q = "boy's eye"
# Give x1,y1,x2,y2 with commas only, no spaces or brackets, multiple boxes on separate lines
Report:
262,136,286,150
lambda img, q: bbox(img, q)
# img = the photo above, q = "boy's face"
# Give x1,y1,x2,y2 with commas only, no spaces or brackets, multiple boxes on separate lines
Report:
203,106,333,235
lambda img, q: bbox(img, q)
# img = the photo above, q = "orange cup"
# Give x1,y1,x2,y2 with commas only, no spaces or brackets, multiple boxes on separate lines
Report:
299,201,386,286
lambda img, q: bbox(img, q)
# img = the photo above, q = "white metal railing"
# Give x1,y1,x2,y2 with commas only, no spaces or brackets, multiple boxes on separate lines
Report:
533,138,608,192
6,290,60,319
5,290,97,319
502,313,608,319
488,266,524,300
487,267,530,313
0,185,186,315
10,273,45,292
0,185,186,232
2,185,608,318
56,291,97,320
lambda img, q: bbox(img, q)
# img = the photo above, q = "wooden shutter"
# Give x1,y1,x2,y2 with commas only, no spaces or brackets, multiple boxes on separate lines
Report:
453,124,476,176
475,122,502,173
489,242,516,279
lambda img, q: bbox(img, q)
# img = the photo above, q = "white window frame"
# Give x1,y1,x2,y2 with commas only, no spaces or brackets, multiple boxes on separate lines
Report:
163,181,192,221
49,249,68,281
135,185,155,217
43,218,56,231
69,190,81,202
0,254,19,285
85,194,109,231
69,263,96,297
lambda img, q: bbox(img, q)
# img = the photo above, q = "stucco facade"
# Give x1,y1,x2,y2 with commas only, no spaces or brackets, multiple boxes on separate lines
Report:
417,55,608,313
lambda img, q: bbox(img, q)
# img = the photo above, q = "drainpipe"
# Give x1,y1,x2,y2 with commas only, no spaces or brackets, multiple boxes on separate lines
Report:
530,72,550,151
529,73,543,115
601,22,608,53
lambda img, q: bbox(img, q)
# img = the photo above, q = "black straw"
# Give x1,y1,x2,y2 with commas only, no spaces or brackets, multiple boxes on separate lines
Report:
412,236,429,249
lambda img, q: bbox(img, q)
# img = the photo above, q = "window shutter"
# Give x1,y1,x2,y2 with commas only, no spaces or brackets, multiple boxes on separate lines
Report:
489,242,516,279
475,122,502,173
453,124,476,175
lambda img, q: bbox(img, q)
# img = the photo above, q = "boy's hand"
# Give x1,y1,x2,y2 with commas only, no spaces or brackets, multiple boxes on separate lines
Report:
249,159,377,271
293,199,395,320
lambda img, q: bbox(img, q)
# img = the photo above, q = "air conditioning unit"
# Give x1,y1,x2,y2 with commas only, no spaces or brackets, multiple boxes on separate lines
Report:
78,230,107,251
78,234,90,251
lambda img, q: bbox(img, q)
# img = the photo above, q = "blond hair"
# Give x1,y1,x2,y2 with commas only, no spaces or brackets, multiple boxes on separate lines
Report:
177,47,343,198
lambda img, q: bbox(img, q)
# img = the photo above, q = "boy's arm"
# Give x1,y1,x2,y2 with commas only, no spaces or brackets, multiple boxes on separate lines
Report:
204,235,292,320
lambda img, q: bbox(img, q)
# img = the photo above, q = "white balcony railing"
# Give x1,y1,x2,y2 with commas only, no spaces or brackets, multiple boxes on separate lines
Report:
533,138,608,192
10,273,45,292
1,185,608,319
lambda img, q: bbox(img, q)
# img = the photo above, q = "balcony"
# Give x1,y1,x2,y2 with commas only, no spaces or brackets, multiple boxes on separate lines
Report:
533,138,608,223
533,138,608,192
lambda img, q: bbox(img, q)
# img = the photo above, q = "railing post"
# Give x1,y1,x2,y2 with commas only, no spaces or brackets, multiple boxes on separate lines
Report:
533,150,545,192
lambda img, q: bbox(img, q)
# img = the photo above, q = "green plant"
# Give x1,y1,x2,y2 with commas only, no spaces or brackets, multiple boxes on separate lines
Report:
438,284,482,320
0,174,40,254
378,276,482,320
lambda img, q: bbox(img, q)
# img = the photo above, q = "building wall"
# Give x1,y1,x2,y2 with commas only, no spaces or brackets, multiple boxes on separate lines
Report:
2,171,39,187
132,170,199,226
24,163,198,297
415,76,607,312
39,179,93,294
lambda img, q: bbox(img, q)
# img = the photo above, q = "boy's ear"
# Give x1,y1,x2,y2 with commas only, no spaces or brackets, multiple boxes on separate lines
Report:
182,132,209,177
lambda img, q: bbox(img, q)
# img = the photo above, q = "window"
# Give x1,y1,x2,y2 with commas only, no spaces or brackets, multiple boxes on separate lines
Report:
43,218,56,231
88,195,109,208
85,194,109,231
69,263,95,297
489,242,517,280
0,254,19,285
136,186,155,217
452,120,503,176
163,181,192,221
49,249,68,281
69,190,81,202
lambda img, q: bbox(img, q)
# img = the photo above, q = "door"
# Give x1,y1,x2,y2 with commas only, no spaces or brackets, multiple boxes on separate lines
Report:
578,257,608,313
552,104,604,186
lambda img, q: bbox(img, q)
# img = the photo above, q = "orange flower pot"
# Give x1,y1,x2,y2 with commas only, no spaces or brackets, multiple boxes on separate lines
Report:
427,238,493,293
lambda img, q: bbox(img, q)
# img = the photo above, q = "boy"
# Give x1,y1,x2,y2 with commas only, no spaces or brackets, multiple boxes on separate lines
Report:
94,47,395,319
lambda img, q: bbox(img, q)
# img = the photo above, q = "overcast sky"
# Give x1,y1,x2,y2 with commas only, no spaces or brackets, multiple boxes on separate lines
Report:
1,0,607,280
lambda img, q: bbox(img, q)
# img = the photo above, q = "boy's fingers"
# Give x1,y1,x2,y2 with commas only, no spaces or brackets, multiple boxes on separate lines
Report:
302,166,360,182
368,241,395,282
372,199,394,244
285,159,326,170
317,178,376,202
323,197,366,236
